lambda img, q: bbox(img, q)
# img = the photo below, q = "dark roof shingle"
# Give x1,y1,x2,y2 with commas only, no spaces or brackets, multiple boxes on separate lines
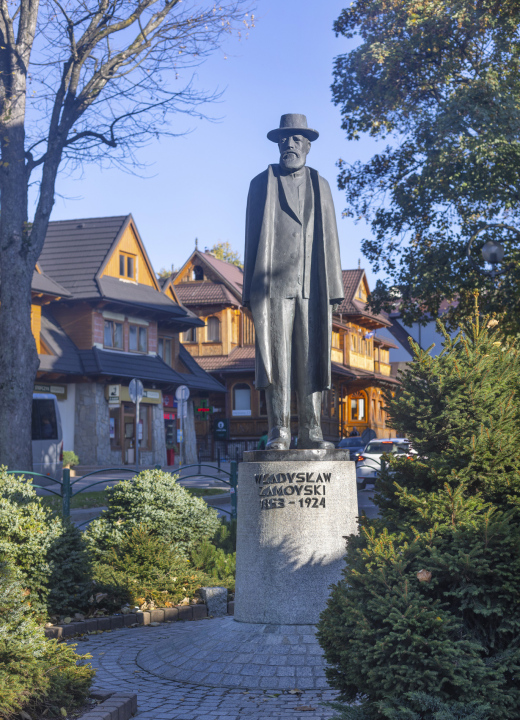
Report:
32,271,72,298
195,346,255,373
39,309,83,374
38,216,128,298
175,282,239,307
336,270,391,327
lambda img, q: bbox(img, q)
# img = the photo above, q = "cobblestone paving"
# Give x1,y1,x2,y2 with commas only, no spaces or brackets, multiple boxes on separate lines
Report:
137,616,329,690
82,617,339,720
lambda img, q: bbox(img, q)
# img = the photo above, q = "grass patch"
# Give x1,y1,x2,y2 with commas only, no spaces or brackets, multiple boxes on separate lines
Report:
40,486,228,512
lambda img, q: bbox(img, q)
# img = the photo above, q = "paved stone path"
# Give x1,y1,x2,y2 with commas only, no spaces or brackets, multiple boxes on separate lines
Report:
83,617,340,720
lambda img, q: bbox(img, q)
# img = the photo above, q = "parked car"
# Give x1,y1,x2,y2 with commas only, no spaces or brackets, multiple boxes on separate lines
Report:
356,438,414,485
337,436,366,461
32,393,63,480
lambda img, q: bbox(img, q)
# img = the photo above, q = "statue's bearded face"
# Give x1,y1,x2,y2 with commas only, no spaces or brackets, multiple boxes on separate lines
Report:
278,134,311,172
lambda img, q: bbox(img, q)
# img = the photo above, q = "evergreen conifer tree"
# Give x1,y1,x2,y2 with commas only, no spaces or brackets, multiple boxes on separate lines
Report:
318,306,520,720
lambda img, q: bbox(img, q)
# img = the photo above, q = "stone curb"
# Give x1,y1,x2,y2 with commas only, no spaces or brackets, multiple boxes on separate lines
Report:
44,601,235,639
80,692,137,720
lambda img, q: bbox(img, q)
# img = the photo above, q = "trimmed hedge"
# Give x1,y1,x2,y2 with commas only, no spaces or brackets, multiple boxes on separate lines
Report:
86,469,221,558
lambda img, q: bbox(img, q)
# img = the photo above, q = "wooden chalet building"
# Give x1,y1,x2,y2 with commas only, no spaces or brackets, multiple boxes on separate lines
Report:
172,249,399,457
32,216,224,466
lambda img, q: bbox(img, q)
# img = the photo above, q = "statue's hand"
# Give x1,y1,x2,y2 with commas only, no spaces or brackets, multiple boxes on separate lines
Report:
331,303,340,313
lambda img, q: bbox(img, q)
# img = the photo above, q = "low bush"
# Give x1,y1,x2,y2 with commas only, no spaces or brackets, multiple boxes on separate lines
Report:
190,539,236,590
86,469,221,559
0,558,94,718
46,519,93,617
212,517,237,553
62,451,80,468
92,525,213,610
0,468,62,617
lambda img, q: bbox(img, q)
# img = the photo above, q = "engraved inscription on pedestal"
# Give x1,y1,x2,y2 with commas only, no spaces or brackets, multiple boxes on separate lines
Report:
257,470,330,511
235,455,358,625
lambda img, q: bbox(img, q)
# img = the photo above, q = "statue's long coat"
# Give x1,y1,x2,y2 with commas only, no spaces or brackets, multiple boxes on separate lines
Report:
243,164,344,390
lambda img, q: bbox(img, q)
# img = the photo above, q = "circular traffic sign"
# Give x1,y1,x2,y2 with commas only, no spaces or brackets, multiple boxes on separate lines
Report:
129,378,144,403
175,384,190,402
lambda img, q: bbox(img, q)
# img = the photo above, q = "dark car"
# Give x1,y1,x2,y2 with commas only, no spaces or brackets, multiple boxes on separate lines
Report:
337,436,366,461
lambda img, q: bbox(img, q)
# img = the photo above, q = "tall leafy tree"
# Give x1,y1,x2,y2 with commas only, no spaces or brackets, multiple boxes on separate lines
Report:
0,0,253,468
332,0,520,332
209,241,243,267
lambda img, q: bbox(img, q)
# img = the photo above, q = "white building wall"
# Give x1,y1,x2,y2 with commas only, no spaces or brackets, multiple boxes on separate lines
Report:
57,383,76,451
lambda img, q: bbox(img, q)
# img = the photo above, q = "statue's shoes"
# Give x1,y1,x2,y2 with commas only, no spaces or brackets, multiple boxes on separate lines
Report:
297,439,335,450
265,439,289,450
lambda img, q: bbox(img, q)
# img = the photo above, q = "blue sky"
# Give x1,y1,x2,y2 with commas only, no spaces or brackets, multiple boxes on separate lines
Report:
48,1,383,288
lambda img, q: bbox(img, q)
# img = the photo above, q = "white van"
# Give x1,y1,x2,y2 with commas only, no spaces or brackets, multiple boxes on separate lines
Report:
32,393,63,480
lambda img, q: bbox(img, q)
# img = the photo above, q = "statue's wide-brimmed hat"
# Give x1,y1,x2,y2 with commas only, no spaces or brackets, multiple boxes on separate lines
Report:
267,114,319,143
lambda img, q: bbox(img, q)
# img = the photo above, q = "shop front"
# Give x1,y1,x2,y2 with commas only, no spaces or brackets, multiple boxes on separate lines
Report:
105,384,163,465
163,393,177,465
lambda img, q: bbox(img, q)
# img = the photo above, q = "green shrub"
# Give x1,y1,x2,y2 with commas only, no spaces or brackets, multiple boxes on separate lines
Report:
46,519,93,617
0,469,62,616
0,559,94,718
62,451,80,468
318,313,520,720
212,517,237,553
92,524,212,609
190,539,236,590
86,469,221,559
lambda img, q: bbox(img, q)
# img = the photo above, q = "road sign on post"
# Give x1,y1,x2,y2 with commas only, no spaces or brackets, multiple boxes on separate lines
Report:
175,385,190,466
129,379,144,472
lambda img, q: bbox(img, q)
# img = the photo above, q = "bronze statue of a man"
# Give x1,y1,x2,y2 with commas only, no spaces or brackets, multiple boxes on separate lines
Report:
243,114,344,450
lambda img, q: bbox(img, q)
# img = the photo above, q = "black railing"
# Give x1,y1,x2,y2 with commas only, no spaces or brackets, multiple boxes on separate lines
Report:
8,460,238,523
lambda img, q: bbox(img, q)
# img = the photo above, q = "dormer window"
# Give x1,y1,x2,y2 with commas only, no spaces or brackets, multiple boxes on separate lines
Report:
192,265,204,281
119,252,136,280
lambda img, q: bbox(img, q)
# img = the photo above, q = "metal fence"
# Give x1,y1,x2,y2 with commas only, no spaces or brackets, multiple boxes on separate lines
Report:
198,439,258,464
7,461,238,524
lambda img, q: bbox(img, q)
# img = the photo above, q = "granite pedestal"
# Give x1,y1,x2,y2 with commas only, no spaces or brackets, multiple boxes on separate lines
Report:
235,449,357,625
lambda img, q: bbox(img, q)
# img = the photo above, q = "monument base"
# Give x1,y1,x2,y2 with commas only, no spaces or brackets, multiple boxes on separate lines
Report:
234,449,358,625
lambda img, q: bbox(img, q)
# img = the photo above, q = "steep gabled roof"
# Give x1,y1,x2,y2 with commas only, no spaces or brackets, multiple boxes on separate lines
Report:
174,249,243,303
336,269,391,327
38,215,200,323
198,252,243,296
38,216,128,298
32,270,72,299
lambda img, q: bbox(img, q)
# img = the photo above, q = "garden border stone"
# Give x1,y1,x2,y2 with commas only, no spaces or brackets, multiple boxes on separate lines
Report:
44,600,235,638
80,692,137,720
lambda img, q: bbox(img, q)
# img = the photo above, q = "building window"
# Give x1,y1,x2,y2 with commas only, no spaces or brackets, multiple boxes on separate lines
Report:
192,265,204,281
206,316,220,342
332,332,341,349
182,327,197,342
350,334,358,352
158,337,172,365
104,320,123,349
129,325,147,353
119,252,135,279
233,383,251,416
350,391,367,422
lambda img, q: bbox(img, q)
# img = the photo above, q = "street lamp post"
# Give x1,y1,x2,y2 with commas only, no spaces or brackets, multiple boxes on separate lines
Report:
466,224,514,279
